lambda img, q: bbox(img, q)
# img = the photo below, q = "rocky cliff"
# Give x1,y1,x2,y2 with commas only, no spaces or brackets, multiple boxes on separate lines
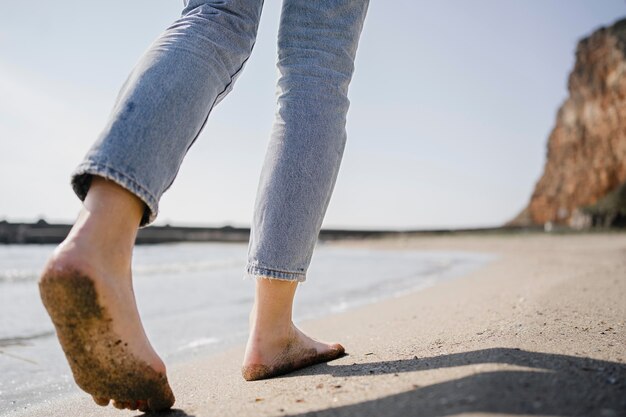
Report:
512,18,626,227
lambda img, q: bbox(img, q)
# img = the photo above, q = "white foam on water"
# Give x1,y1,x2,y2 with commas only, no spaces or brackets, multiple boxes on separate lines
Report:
177,337,220,351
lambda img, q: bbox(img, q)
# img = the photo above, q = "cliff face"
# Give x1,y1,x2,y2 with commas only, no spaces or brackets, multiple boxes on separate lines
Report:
513,19,626,227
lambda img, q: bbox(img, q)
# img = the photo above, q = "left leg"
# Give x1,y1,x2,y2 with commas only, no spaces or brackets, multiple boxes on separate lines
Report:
39,178,174,411
243,0,370,380
40,0,265,410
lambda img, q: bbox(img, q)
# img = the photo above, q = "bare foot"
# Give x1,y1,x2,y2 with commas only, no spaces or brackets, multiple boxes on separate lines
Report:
241,278,345,381
242,322,345,381
38,178,174,411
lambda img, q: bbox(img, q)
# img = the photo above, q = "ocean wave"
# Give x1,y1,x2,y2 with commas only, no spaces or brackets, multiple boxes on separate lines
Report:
133,259,243,276
0,258,244,284
0,269,40,284
176,337,220,352
0,331,55,347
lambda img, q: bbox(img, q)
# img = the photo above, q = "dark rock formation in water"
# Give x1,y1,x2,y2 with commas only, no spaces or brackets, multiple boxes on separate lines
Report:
511,18,626,228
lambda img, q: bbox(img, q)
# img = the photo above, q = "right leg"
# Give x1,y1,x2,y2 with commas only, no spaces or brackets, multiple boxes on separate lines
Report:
243,0,369,381
39,0,264,411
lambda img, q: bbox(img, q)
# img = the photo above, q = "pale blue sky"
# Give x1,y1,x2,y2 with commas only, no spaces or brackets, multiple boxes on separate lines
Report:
0,1,624,229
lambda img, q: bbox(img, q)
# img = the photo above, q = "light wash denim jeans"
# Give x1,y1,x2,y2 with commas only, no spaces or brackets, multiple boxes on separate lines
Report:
71,0,369,282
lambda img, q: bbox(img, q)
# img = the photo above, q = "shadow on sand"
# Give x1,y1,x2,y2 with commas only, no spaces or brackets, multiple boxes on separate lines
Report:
283,347,626,416
138,409,195,417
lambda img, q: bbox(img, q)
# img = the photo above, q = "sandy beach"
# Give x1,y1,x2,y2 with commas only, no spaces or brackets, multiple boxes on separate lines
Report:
12,233,626,417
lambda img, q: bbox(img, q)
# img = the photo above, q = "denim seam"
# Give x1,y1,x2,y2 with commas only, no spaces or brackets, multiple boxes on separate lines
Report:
73,161,159,225
246,264,306,282
162,19,262,197
181,1,264,157
247,261,305,276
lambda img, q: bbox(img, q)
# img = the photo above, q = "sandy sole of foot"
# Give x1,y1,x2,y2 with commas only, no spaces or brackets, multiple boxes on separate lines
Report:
38,271,175,411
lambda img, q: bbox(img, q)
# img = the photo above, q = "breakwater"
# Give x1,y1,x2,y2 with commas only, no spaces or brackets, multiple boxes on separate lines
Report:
0,220,394,244
0,220,532,245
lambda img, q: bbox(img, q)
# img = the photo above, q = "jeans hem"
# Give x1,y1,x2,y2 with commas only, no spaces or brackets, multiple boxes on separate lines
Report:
245,265,306,283
71,161,159,227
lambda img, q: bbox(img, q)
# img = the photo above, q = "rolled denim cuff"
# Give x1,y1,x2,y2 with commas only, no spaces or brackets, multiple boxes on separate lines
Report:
245,264,306,283
71,161,158,227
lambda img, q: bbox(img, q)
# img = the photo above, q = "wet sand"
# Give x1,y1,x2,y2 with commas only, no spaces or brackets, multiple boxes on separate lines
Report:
14,233,626,417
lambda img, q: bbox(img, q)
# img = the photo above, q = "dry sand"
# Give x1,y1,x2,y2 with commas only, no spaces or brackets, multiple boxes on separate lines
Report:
13,233,626,417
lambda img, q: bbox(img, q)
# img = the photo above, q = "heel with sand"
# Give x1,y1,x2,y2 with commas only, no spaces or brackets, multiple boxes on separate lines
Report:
242,345,346,381
39,270,175,411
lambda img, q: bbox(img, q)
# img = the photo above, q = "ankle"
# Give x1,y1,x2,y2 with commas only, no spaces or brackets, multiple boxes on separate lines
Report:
251,278,297,320
76,222,134,258
250,303,293,332
65,177,144,248
47,212,136,282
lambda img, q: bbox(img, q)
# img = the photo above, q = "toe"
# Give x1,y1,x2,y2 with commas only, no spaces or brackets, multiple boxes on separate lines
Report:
137,400,149,412
92,396,110,407
331,343,345,355
113,400,126,409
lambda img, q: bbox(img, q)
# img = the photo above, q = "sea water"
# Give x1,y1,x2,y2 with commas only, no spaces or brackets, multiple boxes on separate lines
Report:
0,242,494,415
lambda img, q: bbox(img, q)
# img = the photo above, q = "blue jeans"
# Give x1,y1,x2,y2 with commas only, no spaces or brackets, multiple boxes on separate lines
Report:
71,0,369,282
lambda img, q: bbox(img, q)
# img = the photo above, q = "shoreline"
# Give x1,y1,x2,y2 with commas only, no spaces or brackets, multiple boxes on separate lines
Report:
12,233,626,417
0,243,489,415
